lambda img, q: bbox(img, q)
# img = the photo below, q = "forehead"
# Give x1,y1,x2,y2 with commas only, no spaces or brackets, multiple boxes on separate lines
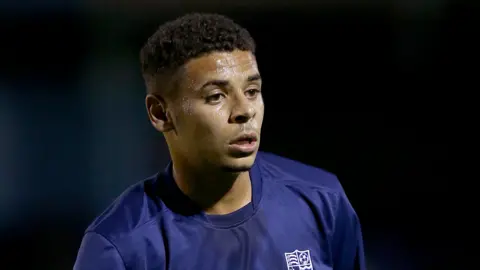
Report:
180,50,259,86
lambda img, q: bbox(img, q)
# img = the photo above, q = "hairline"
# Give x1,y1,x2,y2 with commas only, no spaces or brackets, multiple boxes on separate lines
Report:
144,49,256,98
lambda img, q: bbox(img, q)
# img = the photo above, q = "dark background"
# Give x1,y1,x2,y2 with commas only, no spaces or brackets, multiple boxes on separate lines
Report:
0,0,473,269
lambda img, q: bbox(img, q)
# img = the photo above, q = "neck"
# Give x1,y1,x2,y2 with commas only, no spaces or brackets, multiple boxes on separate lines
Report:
172,160,252,215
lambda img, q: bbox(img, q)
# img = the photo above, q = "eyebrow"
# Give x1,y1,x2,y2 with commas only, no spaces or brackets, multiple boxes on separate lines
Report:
199,73,262,89
247,73,262,82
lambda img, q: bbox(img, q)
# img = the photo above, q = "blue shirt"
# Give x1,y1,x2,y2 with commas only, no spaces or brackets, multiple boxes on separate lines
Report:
74,152,366,269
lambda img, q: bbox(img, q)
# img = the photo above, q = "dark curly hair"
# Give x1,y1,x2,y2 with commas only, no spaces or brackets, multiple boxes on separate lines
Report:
140,13,256,94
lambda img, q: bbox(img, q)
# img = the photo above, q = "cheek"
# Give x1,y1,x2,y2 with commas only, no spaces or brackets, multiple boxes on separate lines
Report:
253,98,265,124
257,97,265,112
199,105,230,139
181,97,193,115
211,105,229,124
179,101,230,141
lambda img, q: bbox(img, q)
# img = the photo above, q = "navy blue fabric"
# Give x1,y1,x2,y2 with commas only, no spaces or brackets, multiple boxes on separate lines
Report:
74,152,366,270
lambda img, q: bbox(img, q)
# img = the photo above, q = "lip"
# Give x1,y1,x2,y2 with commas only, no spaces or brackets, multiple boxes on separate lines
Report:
229,133,258,144
228,133,258,154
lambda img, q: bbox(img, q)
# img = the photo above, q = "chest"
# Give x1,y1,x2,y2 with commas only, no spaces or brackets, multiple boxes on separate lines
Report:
134,209,333,270
169,224,331,270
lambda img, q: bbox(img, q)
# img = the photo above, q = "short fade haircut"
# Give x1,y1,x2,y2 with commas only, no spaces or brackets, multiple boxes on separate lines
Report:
140,13,256,94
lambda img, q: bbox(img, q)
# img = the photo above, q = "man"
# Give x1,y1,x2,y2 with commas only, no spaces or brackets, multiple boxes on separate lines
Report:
74,13,366,270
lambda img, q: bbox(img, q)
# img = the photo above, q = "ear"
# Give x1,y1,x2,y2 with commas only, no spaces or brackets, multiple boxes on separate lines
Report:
145,94,175,132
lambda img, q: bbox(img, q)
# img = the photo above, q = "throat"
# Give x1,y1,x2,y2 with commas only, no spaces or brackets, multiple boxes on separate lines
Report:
204,174,252,215
173,165,252,215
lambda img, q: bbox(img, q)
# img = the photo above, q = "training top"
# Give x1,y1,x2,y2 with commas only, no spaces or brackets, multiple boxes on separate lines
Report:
74,151,366,270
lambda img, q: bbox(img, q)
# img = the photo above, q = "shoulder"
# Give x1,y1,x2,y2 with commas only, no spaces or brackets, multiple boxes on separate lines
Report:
257,151,361,232
256,151,357,219
85,174,165,241
75,174,169,269
257,152,360,236
257,151,345,194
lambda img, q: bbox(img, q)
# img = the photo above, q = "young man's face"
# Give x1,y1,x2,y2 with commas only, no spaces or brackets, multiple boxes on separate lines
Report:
165,50,264,171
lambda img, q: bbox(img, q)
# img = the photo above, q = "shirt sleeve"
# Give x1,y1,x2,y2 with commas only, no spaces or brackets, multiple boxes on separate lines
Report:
331,192,367,270
73,232,126,270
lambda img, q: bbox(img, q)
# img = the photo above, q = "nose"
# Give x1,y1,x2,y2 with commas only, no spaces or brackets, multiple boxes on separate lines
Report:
229,96,255,124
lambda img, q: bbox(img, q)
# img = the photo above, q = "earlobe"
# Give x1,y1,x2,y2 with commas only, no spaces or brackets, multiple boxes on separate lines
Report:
145,94,174,132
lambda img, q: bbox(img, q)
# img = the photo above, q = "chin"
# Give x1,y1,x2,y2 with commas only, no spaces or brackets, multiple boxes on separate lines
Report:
219,153,257,173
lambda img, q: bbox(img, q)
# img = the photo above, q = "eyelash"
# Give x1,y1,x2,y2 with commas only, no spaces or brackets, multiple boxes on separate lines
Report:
205,89,260,104
205,93,224,103
245,89,260,98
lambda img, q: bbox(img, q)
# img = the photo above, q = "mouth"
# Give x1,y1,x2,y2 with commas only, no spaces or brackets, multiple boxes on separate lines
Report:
229,133,258,145
228,133,259,155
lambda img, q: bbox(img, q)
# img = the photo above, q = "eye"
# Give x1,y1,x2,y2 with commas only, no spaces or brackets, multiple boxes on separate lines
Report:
205,93,225,104
245,89,260,99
